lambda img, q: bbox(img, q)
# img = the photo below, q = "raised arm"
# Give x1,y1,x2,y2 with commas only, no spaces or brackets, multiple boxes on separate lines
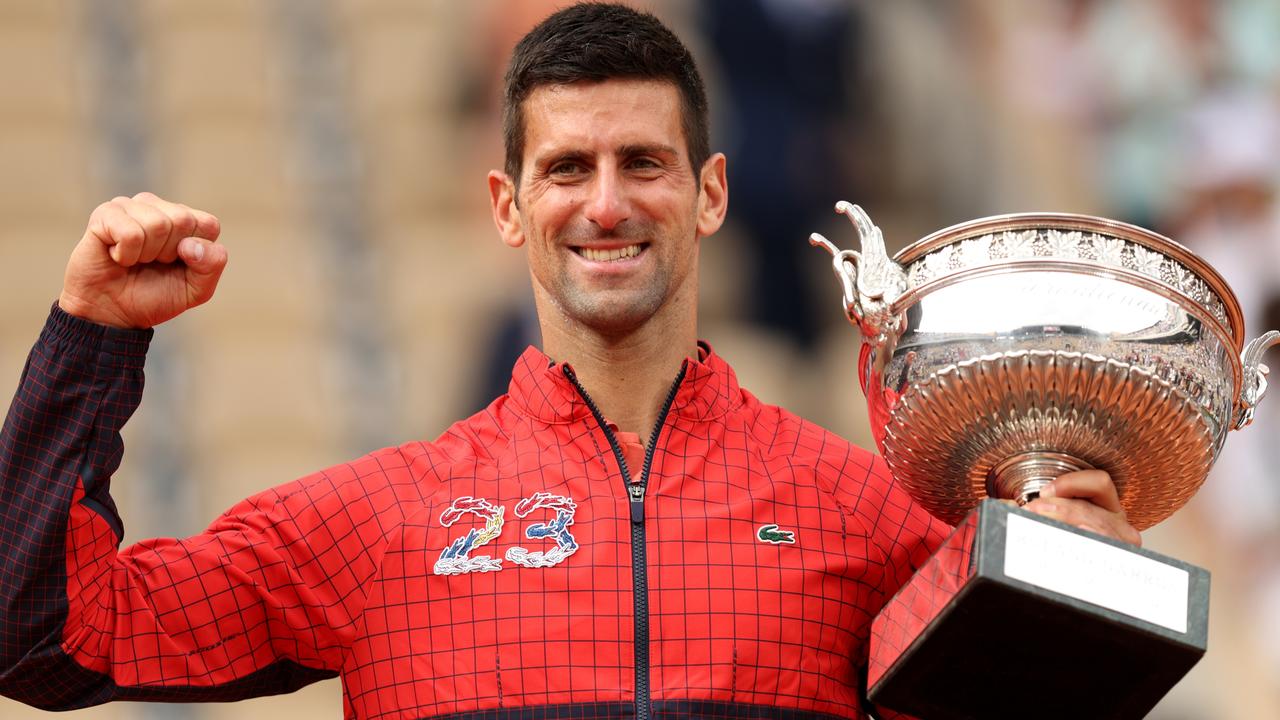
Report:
0,197,379,708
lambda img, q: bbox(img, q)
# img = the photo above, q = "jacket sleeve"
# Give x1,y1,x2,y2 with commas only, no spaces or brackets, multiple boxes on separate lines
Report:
0,306,389,709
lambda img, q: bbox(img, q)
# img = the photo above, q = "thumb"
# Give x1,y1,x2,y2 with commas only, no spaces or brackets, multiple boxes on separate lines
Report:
178,237,228,305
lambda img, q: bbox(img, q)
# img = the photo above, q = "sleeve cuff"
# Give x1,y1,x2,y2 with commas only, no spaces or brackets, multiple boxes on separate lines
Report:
40,302,155,369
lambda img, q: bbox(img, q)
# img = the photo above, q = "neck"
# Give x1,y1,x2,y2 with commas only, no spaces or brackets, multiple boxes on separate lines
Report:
542,314,697,441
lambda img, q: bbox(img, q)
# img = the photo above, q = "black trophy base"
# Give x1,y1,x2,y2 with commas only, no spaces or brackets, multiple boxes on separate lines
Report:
868,500,1209,720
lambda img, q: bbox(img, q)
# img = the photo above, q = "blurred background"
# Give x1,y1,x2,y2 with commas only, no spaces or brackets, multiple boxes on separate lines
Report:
1,0,1278,718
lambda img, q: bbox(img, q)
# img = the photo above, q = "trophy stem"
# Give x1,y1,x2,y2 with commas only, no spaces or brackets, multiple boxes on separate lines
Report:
987,451,1093,504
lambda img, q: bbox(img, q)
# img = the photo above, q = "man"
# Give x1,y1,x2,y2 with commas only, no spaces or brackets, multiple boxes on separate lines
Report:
0,4,1137,719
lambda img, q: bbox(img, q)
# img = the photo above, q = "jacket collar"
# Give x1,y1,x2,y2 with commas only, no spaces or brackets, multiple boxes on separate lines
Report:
507,341,742,426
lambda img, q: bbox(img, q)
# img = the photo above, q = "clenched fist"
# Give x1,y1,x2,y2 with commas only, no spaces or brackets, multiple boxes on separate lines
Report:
58,192,227,329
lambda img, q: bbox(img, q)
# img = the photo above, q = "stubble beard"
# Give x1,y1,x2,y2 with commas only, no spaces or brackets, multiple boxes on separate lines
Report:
548,219,670,337
553,272,669,338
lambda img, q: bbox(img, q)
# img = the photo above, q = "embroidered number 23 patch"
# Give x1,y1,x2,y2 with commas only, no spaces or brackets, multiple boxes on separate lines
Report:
433,493,579,575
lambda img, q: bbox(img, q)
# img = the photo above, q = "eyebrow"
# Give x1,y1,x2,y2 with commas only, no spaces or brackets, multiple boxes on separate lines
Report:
618,143,679,159
539,150,589,167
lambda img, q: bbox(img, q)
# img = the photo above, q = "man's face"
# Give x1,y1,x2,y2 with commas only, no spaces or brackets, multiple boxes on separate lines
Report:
490,79,725,339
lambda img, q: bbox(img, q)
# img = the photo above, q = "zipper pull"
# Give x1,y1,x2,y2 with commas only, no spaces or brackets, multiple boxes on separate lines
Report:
629,483,645,523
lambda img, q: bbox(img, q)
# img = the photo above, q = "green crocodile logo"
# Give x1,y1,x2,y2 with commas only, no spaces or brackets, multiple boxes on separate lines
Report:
757,524,796,545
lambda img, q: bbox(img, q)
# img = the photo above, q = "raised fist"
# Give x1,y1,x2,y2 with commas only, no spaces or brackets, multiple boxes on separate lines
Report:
58,192,227,329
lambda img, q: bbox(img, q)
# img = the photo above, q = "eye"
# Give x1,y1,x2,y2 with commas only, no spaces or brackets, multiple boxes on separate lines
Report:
627,157,664,176
549,161,586,177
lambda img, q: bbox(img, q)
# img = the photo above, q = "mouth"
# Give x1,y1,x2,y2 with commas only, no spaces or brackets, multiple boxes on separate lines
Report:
572,243,648,262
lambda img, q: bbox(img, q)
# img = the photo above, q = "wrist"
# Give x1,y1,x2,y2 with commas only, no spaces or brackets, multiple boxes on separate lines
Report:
57,291,136,330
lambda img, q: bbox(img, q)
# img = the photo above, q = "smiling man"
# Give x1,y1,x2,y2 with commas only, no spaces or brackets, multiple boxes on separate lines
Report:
0,4,1137,720
489,72,719,440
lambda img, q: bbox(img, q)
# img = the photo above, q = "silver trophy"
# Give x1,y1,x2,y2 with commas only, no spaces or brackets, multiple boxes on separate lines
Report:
810,202,1279,719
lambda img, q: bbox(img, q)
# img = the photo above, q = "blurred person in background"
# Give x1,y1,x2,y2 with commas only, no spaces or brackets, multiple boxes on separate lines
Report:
699,0,868,351
1077,0,1280,228
0,3,1138,720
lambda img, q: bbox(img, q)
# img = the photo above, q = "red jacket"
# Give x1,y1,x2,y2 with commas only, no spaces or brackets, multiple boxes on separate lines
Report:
0,307,946,720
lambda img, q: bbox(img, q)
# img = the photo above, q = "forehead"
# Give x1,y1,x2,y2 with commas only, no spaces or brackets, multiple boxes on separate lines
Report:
521,79,686,159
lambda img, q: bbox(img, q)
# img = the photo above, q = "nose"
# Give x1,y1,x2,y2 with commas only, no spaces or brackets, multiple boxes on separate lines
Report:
583,168,630,231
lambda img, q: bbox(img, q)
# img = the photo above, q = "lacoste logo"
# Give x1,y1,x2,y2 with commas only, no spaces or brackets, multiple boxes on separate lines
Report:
757,524,796,545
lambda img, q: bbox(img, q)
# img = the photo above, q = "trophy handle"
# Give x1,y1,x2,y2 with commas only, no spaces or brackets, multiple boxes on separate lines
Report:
807,233,863,324
808,202,908,343
1236,330,1280,429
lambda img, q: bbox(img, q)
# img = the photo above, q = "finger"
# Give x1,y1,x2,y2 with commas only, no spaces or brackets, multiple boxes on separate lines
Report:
1025,497,1088,523
85,198,122,245
85,198,130,246
1041,469,1124,514
132,192,219,240
94,202,148,267
134,193,199,263
189,207,221,242
1026,497,1142,547
123,200,176,264
178,237,229,307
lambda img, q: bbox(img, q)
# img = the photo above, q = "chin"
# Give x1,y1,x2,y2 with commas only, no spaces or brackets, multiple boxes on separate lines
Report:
566,300,660,336
549,280,673,335
576,312,648,337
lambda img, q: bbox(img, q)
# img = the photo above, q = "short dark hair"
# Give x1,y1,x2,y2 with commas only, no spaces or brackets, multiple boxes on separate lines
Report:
502,2,710,181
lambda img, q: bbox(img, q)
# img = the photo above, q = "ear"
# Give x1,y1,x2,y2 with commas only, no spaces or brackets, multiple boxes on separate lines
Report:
695,152,728,239
488,170,524,248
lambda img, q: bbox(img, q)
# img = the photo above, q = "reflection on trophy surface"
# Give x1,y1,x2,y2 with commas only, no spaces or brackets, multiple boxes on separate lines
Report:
810,201,1279,527
810,202,1280,719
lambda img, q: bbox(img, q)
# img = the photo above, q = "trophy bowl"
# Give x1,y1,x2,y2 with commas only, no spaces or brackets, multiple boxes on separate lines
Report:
811,202,1280,530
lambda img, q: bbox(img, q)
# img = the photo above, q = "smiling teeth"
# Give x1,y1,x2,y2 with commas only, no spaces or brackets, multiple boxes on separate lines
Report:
580,245,642,262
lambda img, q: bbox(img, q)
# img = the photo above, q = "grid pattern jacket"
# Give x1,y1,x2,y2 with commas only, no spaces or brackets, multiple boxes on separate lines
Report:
0,307,947,720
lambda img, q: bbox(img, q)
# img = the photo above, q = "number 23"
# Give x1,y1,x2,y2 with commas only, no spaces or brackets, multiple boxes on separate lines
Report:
433,492,579,575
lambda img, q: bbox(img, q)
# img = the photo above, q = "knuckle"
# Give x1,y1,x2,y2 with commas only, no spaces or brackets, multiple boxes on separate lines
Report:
133,191,159,202
170,208,198,235
141,212,172,239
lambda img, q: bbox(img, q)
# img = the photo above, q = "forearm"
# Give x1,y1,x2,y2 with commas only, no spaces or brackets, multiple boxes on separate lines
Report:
0,304,151,706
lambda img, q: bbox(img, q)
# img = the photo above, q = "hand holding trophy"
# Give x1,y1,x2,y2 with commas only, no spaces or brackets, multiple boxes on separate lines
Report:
811,203,1279,720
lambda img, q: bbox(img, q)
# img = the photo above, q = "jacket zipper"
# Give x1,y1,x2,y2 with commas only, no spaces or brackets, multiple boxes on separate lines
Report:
563,363,687,720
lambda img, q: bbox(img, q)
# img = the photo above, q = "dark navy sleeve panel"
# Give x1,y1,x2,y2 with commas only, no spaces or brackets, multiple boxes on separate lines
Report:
0,305,152,706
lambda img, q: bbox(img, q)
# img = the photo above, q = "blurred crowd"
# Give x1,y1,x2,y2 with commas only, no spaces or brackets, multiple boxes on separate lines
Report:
2,1,1279,719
